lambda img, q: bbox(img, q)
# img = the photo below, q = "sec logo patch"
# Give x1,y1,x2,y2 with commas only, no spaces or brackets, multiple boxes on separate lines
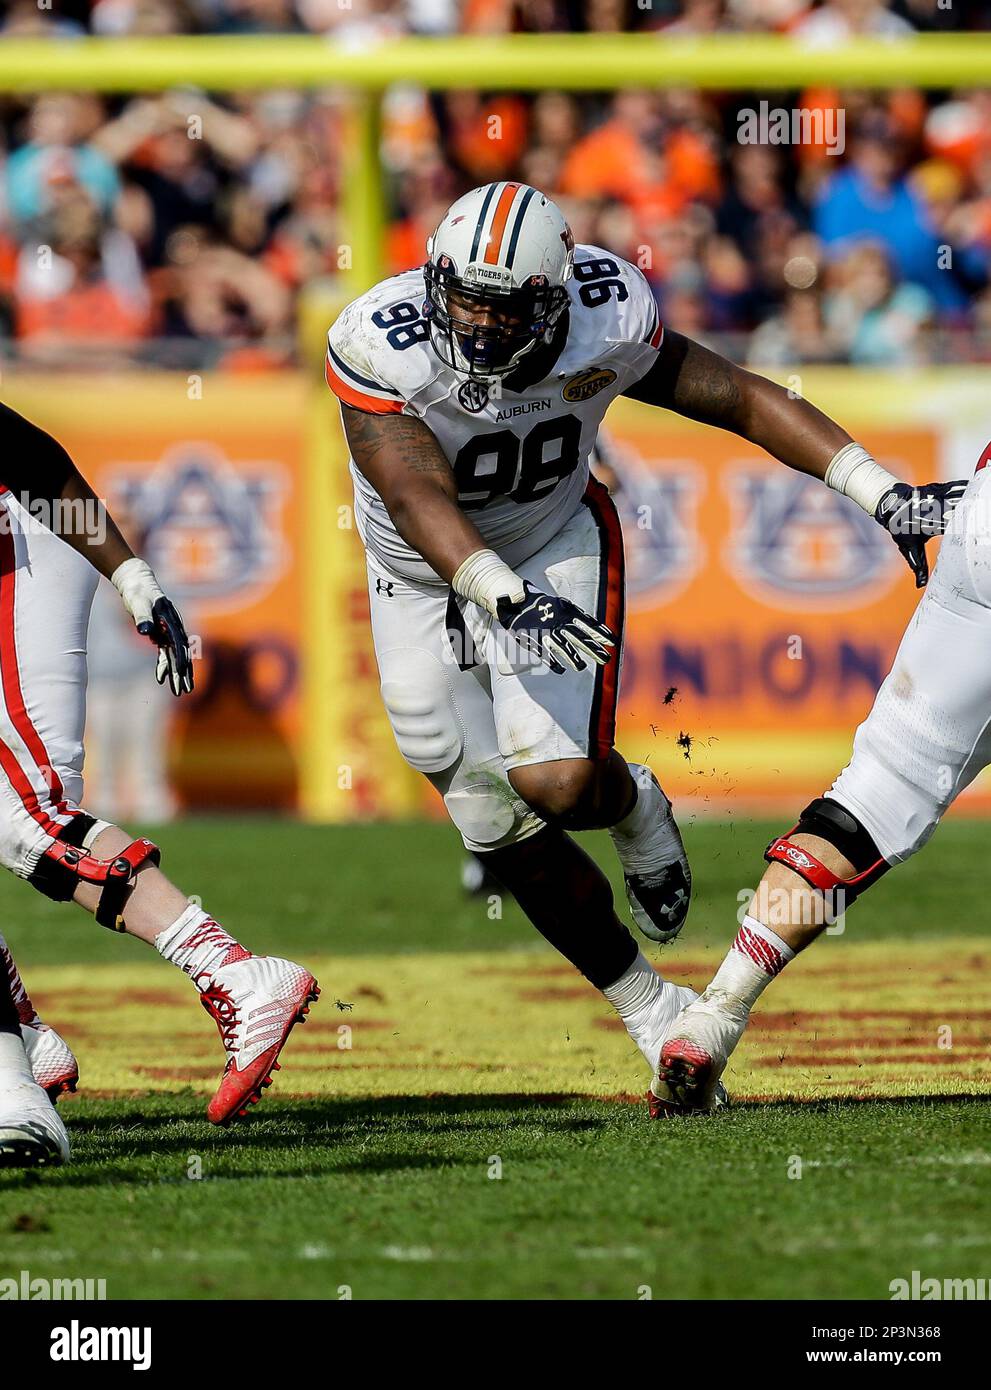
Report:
457,380,490,413
562,367,617,403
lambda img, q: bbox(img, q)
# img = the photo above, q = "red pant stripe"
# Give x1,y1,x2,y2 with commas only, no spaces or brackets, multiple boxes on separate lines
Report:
582,476,625,761
0,521,65,835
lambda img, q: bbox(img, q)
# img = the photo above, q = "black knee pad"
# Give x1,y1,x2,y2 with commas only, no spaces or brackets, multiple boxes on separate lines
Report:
794,797,883,873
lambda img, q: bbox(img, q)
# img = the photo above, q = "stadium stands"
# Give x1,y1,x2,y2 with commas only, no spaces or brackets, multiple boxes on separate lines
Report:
2,0,990,367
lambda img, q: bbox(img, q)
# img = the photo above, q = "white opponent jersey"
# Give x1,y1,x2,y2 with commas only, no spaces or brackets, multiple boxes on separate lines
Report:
325,245,664,584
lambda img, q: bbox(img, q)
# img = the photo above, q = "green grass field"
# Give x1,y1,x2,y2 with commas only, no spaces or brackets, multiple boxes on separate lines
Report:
1,815,989,1301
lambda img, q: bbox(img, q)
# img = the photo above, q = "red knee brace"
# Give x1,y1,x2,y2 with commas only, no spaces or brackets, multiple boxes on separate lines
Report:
31,834,161,930
764,831,888,905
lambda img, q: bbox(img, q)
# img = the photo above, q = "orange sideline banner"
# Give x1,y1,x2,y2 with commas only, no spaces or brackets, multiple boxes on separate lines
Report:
4,367,990,818
605,413,936,813
2,374,306,810
601,374,991,815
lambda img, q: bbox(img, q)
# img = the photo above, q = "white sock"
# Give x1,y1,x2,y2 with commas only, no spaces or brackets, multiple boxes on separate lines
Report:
603,951,693,1066
706,914,795,1014
610,765,656,844
154,906,250,992
0,1028,35,1086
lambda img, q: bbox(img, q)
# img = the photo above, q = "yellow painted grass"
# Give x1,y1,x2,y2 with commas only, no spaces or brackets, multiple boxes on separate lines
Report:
29,939,991,1106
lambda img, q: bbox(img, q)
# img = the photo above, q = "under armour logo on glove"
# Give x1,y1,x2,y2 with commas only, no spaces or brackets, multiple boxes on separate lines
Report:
875,479,969,588
495,580,615,675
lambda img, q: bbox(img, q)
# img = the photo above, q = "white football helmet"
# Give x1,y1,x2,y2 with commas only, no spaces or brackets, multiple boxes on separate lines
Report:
423,182,574,379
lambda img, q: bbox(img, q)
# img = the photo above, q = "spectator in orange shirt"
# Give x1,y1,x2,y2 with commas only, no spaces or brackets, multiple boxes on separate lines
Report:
560,92,659,203
14,188,151,359
443,91,529,183
560,91,720,213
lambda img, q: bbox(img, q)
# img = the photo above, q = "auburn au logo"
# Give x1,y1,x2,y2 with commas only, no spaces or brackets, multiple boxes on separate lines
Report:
562,367,617,403
725,470,893,610
108,444,286,607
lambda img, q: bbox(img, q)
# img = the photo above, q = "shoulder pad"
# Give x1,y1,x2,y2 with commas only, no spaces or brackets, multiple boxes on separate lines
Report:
326,271,433,413
570,244,664,353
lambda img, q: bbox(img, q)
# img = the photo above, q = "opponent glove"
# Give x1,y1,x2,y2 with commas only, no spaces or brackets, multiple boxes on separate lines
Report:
495,580,615,675
874,480,969,589
111,558,194,696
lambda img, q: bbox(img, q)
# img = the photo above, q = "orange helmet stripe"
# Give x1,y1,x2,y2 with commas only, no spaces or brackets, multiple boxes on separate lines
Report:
483,182,521,265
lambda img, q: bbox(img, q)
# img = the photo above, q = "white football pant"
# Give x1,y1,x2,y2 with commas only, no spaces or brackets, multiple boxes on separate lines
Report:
0,493,99,878
829,462,991,861
367,480,625,852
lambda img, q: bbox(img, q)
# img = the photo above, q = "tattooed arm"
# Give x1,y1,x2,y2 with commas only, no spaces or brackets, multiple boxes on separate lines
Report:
622,330,972,587
623,330,851,481
341,404,488,583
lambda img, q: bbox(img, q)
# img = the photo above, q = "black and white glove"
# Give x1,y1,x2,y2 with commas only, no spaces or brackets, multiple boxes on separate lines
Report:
111,558,194,696
874,480,969,588
495,580,615,675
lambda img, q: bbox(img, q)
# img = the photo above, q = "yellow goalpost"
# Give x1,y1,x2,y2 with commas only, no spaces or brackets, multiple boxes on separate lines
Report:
0,32,987,296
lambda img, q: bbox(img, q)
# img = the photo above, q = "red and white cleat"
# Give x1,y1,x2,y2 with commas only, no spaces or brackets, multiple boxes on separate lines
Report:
199,956,319,1125
647,992,745,1118
1,932,78,1103
21,1024,79,1104
649,1040,728,1118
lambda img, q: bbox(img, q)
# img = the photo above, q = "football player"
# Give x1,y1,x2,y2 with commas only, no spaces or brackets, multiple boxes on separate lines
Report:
0,403,318,1168
654,447,989,1116
0,936,80,1167
325,182,962,1098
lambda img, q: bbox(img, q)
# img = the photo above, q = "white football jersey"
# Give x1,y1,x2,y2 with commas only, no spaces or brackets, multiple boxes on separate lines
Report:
326,245,664,583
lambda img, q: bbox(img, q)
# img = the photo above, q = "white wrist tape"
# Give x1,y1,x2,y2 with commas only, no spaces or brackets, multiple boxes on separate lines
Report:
824,443,899,516
452,548,525,617
111,557,165,627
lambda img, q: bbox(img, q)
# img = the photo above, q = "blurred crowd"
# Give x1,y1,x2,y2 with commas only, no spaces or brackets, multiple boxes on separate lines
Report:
3,0,991,368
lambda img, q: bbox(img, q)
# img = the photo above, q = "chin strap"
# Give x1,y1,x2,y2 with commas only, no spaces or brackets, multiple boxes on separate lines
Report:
31,835,161,931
